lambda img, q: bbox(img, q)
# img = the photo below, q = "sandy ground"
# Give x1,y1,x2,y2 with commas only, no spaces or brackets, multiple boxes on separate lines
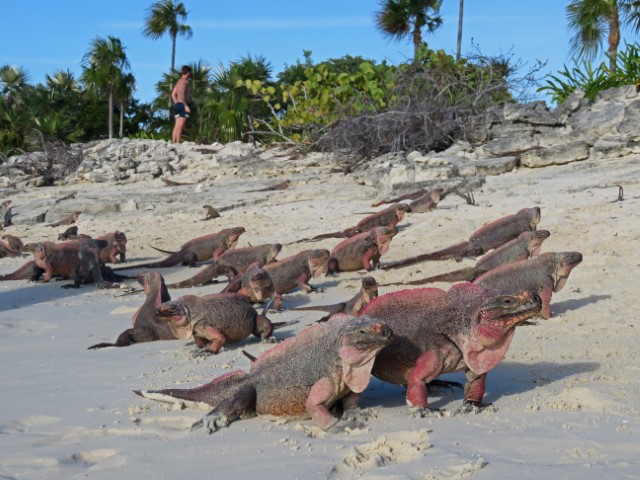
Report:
0,148,639,480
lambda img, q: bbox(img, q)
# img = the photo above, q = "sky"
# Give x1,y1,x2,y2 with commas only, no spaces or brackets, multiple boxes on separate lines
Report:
1,1,637,105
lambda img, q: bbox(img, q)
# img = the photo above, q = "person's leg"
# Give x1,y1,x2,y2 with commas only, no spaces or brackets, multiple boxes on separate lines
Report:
173,117,186,143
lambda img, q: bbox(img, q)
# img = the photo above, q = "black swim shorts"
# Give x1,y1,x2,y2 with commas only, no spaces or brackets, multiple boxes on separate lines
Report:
174,102,189,118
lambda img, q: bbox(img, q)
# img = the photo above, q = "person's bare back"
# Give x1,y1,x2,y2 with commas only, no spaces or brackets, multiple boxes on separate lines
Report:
172,65,192,143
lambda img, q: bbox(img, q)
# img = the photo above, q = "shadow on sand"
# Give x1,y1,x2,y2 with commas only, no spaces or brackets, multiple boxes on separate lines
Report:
552,294,612,316
363,361,600,411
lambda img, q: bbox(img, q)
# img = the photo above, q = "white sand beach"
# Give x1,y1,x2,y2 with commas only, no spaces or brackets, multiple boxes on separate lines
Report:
0,144,638,480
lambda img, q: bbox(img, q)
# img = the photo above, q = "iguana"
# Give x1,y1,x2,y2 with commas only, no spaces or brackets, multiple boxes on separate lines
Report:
361,283,542,412
167,243,281,289
327,226,397,275
383,230,551,286
221,262,281,308
134,315,393,433
116,227,246,270
261,248,330,301
290,276,379,322
408,188,443,213
246,179,290,192
47,211,81,228
88,271,175,349
474,251,583,319
61,238,122,289
201,205,220,221
154,293,295,354
292,203,410,243
384,207,541,269
0,234,23,258
97,231,127,264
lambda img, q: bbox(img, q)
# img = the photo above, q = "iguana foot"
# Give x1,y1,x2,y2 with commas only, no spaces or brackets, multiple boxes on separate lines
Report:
456,400,496,415
191,412,231,434
410,407,446,418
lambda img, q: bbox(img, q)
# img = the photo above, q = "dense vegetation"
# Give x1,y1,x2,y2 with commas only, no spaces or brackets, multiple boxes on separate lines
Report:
1,0,639,161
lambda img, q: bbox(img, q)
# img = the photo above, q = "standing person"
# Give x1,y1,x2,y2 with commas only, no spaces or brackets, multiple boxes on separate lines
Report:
171,65,192,143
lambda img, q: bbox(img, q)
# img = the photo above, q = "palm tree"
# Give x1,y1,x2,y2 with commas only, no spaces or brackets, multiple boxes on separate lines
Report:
567,0,640,73
81,36,131,139
115,73,136,138
45,69,79,101
375,0,443,61
0,64,30,107
456,0,464,61
143,0,193,73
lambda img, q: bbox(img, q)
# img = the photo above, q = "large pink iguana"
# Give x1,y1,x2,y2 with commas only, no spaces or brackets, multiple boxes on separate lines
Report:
360,283,542,412
135,315,393,433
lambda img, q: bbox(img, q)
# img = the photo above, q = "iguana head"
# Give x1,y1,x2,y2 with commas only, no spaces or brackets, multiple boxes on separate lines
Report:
338,316,394,393
520,207,541,229
225,227,246,248
267,243,282,262
361,276,378,298
552,251,583,292
156,299,195,340
246,266,274,301
395,203,411,221
373,226,398,255
524,229,550,255
450,285,542,373
24,242,46,260
307,249,330,278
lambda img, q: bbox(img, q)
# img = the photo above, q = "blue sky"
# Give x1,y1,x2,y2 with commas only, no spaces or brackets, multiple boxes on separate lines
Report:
1,1,636,105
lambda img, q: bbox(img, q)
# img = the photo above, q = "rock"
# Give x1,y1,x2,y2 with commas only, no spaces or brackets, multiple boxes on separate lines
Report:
475,157,518,176
520,141,590,168
120,199,138,212
503,101,559,126
484,135,539,156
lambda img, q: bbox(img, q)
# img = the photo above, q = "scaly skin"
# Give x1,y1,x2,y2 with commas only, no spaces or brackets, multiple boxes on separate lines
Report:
0,260,42,281
371,189,426,207
222,262,281,308
385,230,551,286
474,251,583,319
362,284,542,410
88,272,174,349
353,203,410,234
135,315,393,433
292,276,379,321
408,188,443,213
155,293,281,353
263,249,330,297
61,239,121,289
292,203,409,243
246,179,291,192
97,231,127,264
168,243,281,289
327,226,398,275
384,207,542,269
0,234,22,258
47,211,81,227
26,241,81,281
117,227,246,269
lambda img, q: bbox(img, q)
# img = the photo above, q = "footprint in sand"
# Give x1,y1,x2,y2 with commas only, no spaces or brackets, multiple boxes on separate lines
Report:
330,430,431,478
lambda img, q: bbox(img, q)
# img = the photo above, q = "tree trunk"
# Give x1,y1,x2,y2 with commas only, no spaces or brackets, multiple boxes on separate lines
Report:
607,4,620,73
108,88,114,140
119,100,124,138
413,22,422,62
456,0,464,61
169,34,177,116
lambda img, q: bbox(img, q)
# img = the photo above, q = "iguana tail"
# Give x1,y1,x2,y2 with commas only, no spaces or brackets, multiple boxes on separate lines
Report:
135,370,250,408
382,266,477,286
149,244,177,255
0,260,40,281
271,320,299,331
383,241,478,270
